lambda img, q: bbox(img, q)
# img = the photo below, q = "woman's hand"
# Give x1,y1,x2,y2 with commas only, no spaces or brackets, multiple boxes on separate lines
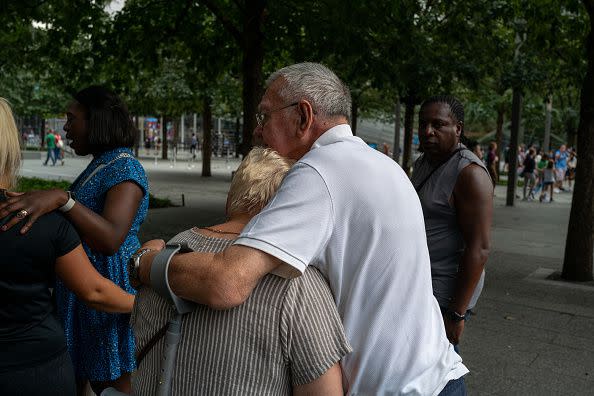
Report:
0,189,68,234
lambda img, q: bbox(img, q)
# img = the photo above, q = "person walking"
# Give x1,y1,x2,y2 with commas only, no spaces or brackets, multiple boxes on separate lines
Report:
43,129,56,166
554,144,569,192
486,141,498,187
0,86,149,395
539,159,556,203
54,130,65,165
522,148,537,200
135,63,468,395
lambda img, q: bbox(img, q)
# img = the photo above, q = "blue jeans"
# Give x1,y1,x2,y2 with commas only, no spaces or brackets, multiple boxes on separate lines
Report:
44,148,56,165
438,376,467,396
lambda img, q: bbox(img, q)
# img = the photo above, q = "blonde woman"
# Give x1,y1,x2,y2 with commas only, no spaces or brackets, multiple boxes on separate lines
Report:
131,148,350,395
0,98,134,396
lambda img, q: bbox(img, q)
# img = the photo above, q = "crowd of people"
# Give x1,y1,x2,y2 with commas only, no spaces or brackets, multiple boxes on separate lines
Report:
480,142,577,203
0,62,508,396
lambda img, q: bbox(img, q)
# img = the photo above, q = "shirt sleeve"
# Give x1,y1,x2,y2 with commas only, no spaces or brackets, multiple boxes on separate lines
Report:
53,213,81,257
280,266,352,386
233,163,334,278
102,156,148,197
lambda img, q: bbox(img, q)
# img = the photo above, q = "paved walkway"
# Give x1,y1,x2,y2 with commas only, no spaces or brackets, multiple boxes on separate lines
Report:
21,153,594,395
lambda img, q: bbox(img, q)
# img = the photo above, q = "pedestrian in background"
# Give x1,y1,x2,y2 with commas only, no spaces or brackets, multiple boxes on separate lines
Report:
522,148,536,200
0,86,148,395
486,141,498,188
54,130,65,165
43,128,56,166
554,144,569,192
539,159,556,203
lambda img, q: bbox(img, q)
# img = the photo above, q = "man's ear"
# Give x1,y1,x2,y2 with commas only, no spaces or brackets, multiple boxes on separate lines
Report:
456,121,463,138
297,100,315,134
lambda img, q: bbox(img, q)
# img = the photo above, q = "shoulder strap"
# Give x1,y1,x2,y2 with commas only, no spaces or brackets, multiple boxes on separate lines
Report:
136,323,168,367
78,153,134,189
414,148,466,193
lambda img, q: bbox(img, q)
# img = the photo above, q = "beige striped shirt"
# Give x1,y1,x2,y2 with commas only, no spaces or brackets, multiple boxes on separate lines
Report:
131,229,351,395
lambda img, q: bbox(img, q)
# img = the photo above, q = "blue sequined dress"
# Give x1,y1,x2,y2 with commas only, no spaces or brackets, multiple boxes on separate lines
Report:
55,147,149,381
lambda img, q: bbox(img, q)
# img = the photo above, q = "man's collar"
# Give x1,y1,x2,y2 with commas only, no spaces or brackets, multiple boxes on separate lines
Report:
311,124,353,150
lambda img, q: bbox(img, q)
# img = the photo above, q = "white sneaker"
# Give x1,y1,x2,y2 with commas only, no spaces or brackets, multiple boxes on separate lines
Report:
554,188,560,193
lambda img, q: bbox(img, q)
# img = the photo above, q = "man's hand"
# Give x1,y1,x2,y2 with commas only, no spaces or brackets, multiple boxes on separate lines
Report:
443,316,465,345
141,239,166,251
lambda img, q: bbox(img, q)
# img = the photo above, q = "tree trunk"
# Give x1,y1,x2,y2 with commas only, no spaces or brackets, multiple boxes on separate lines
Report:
562,0,594,281
506,88,522,206
393,99,401,164
240,0,266,157
161,115,168,160
495,106,504,163
173,117,180,160
543,95,552,153
351,100,358,136
402,95,416,176
134,115,140,158
202,96,212,177
40,118,46,149
235,116,241,158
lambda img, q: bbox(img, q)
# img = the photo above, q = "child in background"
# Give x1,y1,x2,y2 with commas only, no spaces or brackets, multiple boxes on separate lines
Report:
533,153,549,196
539,159,556,203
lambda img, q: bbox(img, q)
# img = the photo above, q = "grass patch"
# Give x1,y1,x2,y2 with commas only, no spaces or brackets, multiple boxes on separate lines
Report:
149,194,175,208
16,177,175,209
497,179,524,187
17,177,70,191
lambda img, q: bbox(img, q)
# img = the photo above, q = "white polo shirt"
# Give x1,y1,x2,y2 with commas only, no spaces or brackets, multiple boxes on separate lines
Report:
235,125,468,395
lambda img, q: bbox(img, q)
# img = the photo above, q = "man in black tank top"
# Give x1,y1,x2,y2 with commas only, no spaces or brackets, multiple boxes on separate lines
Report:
412,95,494,349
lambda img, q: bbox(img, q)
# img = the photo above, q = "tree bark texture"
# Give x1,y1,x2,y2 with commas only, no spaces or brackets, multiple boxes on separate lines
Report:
495,106,504,163
393,99,401,164
240,0,266,157
202,96,212,177
161,115,168,160
402,96,416,176
562,0,594,281
506,89,522,207
351,100,358,136
543,95,552,153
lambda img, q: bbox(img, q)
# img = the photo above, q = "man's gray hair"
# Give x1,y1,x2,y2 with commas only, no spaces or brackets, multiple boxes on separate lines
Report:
266,62,352,122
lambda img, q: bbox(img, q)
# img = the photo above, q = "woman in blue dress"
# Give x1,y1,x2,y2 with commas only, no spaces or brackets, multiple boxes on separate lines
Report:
0,86,149,395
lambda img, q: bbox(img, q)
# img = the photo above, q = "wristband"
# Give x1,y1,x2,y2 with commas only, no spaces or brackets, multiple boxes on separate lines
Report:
59,191,75,213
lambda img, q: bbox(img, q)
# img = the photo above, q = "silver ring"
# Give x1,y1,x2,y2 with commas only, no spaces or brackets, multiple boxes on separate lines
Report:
17,209,28,218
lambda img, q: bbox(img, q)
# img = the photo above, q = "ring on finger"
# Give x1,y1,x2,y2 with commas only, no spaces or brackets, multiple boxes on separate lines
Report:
16,209,28,218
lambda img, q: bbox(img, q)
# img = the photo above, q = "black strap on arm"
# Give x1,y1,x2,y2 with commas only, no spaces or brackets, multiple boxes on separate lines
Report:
414,147,466,193
136,323,168,367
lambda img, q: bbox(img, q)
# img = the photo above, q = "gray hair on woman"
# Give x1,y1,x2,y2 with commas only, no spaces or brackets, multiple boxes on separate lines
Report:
226,147,295,217
266,62,352,122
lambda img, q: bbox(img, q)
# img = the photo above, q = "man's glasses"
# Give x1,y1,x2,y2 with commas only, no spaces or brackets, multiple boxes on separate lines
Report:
256,102,299,127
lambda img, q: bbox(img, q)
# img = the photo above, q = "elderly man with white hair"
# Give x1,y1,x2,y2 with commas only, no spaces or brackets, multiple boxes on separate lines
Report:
136,62,468,395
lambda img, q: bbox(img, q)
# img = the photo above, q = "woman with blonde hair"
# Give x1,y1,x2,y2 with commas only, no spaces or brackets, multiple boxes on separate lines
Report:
130,147,350,396
0,98,135,396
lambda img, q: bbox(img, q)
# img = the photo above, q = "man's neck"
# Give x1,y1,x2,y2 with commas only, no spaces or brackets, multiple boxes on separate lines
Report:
426,145,459,166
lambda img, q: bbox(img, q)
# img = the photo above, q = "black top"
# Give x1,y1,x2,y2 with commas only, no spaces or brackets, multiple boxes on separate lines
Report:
523,154,536,174
0,191,80,370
